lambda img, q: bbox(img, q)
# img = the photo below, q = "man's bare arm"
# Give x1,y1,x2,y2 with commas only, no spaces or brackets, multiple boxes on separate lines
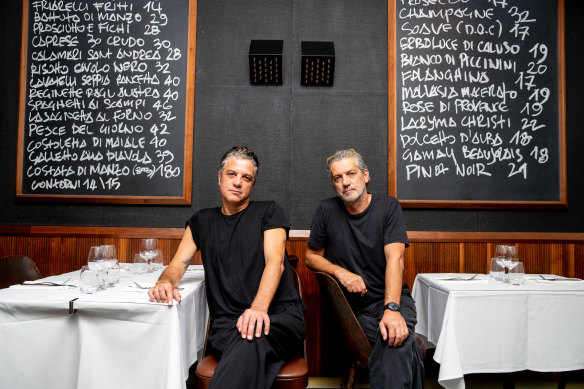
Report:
305,246,367,296
237,227,287,340
148,226,198,305
378,242,408,347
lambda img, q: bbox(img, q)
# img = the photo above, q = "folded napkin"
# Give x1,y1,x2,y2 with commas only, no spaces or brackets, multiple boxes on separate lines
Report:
119,263,132,271
186,265,204,272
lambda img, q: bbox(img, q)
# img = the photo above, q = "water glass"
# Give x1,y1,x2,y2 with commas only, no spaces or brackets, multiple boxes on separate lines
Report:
149,250,163,272
133,253,149,275
106,264,121,286
509,262,525,285
80,265,100,293
489,258,505,280
87,246,101,270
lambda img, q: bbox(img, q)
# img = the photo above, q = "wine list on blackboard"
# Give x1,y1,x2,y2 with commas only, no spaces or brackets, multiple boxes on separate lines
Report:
394,0,564,205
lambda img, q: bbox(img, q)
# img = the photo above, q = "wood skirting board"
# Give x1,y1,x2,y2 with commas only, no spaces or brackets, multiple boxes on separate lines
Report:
1,225,583,376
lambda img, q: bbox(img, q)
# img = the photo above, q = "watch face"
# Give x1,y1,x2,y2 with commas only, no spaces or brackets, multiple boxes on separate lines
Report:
386,302,399,311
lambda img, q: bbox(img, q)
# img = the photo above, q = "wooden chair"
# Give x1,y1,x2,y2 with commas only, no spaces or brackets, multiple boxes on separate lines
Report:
194,266,309,389
315,271,371,389
315,271,426,389
0,255,42,289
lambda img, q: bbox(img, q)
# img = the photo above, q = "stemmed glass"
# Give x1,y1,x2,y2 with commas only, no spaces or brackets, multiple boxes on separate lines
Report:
133,253,149,275
87,246,106,289
140,239,158,266
100,245,119,287
506,245,519,271
494,245,508,278
100,245,119,267
494,244,519,282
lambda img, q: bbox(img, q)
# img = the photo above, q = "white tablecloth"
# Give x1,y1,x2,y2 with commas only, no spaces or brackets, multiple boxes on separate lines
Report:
0,265,208,389
412,273,584,389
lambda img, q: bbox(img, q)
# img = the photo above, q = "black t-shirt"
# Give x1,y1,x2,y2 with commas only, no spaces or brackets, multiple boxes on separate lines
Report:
307,194,409,309
187,201,304,320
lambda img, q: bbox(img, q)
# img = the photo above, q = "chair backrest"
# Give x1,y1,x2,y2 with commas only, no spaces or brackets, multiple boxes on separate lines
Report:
0,255,42,289
289,266,307,361
315,271,371,369
289,266,302,298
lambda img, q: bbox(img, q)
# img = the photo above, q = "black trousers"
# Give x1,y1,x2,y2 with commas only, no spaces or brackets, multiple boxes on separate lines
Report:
207,308,305,389
356,284,424,389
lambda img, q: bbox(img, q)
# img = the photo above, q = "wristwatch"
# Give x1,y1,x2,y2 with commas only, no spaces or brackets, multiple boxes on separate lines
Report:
384,302,400,312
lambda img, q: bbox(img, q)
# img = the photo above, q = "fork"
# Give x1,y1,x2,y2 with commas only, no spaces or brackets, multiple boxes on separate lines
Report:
440,274,478,281
24,278,72,286
134,282,183,290
538,275,581,281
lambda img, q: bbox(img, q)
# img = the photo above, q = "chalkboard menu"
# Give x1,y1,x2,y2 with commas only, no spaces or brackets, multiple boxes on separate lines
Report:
389,0,566,208
16,0,196,204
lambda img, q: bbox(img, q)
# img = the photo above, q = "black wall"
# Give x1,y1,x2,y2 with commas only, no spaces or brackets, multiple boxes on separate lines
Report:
1,0,583,232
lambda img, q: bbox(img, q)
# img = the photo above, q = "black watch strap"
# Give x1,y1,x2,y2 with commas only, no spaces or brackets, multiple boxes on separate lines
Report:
384,302,400,311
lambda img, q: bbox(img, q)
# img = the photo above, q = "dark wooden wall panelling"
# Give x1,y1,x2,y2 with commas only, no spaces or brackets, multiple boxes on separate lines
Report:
1,226,583,376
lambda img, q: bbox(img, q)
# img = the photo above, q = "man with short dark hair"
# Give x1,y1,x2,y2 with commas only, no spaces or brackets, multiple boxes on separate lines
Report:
306,148,424,389
149,146,305,389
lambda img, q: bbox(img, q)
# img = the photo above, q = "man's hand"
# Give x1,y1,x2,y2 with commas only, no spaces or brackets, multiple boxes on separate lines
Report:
237,307,270,340
336,268,368,296
148,280,182,306
379,310,408,347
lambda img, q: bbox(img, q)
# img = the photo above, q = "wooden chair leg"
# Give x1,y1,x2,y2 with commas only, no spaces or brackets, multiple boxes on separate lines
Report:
342,366,356,389
557,372,567,389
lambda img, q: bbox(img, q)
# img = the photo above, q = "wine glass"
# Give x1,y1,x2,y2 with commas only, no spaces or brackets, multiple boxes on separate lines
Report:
494,245,508,271
100,245,119,267
87,246,106,289
506,245,518,270
489,258,505,280
140,239,158,264
133,253,149,275
100,245,119,287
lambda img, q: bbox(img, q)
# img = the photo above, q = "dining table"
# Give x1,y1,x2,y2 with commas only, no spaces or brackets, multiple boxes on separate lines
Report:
412,273,584,389
0,264,208,389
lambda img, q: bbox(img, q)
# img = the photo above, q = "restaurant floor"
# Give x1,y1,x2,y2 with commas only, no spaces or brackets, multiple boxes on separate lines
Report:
307,376,584,388
307,354,584,389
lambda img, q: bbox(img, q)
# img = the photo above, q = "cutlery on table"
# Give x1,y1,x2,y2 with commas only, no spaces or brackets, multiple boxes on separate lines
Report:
538,275,581,281
23,278,73,286
439,275,478,281
134,281,183,290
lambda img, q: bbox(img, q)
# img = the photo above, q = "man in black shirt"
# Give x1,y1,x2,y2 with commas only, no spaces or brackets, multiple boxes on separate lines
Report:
149,146,305,389
306,149,423,389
